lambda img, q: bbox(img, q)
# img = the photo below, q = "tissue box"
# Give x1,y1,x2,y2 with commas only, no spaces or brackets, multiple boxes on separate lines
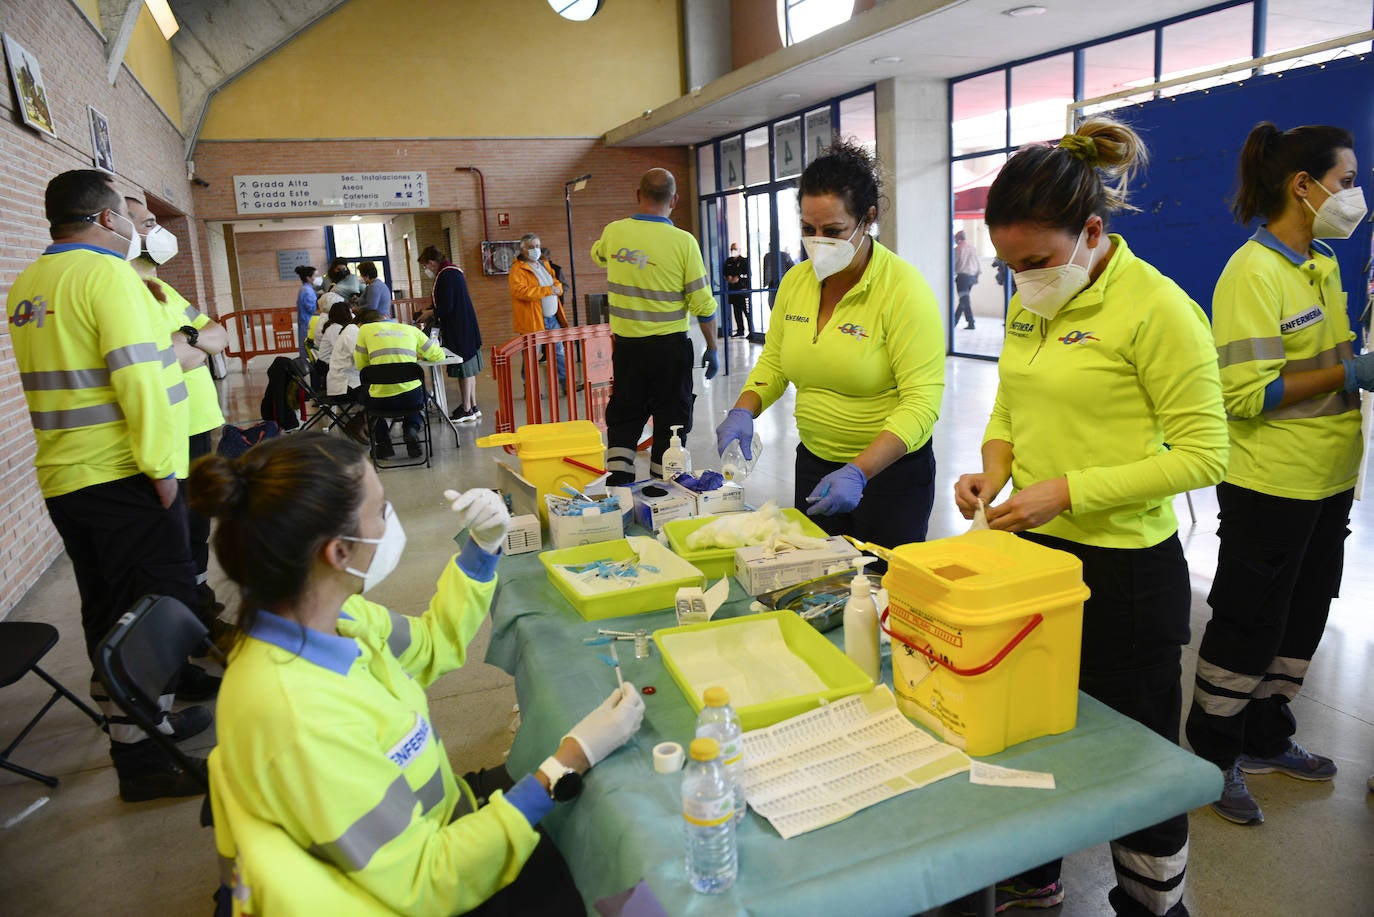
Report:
672,479,745,515
503,514,542,555
631,481,696,533
546,494,624,549
735,536,861,595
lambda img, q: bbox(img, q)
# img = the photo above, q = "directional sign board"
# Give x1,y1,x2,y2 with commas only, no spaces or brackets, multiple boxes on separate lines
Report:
234,172,429,214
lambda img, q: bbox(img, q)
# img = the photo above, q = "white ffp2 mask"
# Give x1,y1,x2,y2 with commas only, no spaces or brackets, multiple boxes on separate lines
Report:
340,502,407,593
1306,183,1367,240
802,223,866,282
1011,231,1097,320
141,225,179,264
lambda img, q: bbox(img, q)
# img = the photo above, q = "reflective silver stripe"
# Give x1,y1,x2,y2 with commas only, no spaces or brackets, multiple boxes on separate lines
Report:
386,611,412,658
368,348,418,359
183,306,200,322
308,775,416,872
684,275,709,294
355,344,367,354
1192,659,1259,716
160,346,177,368
605,446,637,461
1195,659,1260,694
609,304,687,324
415,768,445,814
29,402,124,430
1111,839,1187,914
167,381,189,405
1264,390,1358,421
1253,655,1309,700
1284,341,1353,372
608,282,686,304
1267,655,1308,678
19,368,110,391
649,460,664,477
1216,336,1284,368
105,342,160,371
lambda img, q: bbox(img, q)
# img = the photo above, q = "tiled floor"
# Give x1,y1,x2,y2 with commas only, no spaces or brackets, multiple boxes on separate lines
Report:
1,338,1371,915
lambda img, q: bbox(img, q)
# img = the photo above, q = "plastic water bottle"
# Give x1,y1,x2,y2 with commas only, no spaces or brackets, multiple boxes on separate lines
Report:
696,686,746,823
720,433,762,481
682,737,737,894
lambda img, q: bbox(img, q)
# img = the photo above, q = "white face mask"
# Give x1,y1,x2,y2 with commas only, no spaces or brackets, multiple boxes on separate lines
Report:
423,267,436,280
101,210,141,261
802,222,866,282
311,276,323,288
141,225,179,264
525,247,541,262
1305,181,1367,240
340,502,406,593
1011,230,1097,320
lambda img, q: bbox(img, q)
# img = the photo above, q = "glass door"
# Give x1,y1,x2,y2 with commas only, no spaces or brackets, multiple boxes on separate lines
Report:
742,191,773,341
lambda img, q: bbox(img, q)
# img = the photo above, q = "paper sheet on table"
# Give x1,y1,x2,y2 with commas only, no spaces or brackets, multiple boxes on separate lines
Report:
656,618,826,707
739,686,970,839
968,761,1056,790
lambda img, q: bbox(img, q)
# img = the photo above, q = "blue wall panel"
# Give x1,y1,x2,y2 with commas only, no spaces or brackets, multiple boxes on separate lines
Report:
1109,55,1374,331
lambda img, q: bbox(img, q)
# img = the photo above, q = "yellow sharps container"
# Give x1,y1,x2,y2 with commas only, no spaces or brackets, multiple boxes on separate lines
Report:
882,529,1089,756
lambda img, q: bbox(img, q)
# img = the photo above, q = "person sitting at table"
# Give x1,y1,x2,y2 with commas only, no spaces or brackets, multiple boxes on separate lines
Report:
313,300,352,394
354,310,445,459
189,433,645,915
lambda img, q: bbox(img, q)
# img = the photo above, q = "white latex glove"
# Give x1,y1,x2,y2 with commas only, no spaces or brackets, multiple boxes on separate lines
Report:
564,682,645,766
444,488,511,554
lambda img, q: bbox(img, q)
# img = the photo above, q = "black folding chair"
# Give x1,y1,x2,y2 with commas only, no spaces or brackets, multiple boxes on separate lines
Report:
0,622,106,787
360,363,433,469
287,355,363,440
95,596,226,794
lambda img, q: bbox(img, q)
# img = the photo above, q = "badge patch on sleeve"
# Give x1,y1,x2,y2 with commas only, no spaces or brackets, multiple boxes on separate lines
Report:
387,713,432,769
1279,305,1324,334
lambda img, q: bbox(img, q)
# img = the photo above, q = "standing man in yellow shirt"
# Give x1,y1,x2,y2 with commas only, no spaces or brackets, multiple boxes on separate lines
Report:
8,171,207,802
592,169,719,484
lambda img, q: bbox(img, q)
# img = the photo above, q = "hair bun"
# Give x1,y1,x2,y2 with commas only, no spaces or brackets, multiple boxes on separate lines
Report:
186,453,250,518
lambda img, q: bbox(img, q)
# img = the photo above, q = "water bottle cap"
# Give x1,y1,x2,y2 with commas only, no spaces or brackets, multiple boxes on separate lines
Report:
689,737,720,761
702,686,730,707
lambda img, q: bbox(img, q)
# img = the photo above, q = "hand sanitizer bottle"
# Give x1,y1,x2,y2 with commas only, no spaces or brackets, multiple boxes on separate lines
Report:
844,557,880,682
663,424,691,478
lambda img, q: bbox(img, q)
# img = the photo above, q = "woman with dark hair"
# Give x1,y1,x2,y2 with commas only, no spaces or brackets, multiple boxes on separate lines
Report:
294,264,317,359
418,244,484,424
953,117,1228,917
190,433,643,914
1186,123,1371,827
715,139,945,548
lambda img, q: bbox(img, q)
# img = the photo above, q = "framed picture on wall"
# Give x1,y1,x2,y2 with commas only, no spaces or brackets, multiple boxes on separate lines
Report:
88,105,113,173
3,33,56,138
481,240,521,276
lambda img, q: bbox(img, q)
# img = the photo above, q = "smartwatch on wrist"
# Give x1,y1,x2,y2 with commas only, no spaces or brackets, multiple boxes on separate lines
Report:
538,755,583,802
179,324,200,348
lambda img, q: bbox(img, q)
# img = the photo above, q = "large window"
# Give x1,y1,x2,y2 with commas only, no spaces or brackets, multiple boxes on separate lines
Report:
781,0,855,45
328,222,390,286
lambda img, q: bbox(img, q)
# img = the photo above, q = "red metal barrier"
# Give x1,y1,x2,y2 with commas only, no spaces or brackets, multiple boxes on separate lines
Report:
222,308,301,372
491,324,614,450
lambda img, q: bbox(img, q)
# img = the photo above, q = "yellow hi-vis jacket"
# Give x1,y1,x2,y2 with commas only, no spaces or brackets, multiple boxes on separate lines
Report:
211,545,547,916
147,277,225,439
8,244,185,498
590,214,716,337
985,235,1229,548
306,312,326,359
1211,228,1361,500
354,321,444,399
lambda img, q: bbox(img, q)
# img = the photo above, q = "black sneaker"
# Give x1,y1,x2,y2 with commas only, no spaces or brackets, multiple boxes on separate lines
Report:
118,755,207,803
177,664,221,702
403,426,422,457
167,705,213,743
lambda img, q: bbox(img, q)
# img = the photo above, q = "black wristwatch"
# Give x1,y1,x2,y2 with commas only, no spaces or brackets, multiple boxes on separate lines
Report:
538,755,583,802
179,324,200,347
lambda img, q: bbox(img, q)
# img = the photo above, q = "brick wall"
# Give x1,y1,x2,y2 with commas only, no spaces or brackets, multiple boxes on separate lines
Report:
230,228,328,318
0,0,200,618
191,139,693,348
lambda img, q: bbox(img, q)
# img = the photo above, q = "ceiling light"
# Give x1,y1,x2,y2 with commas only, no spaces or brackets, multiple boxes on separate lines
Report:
708,119,732,126
871,56,903,65
1003,5,1047,16
349,215,362,222
144,0,180,39
778,92,803,101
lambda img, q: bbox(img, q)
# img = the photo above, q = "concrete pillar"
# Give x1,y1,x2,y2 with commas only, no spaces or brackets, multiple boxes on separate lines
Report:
683,0,732,90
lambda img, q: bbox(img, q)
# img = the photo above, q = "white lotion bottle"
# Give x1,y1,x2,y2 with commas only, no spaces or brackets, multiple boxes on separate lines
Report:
663,424,690,478
844,556,881,682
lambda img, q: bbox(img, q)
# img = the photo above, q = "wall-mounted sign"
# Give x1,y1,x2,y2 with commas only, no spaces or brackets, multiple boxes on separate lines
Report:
276,249,313,281
719,137,743,189
234,171,429,214
774,118,802,180
805,110,833,164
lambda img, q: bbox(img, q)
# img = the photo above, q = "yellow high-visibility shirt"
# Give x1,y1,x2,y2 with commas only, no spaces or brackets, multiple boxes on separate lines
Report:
590,215,716,337
147,277,224,439
8,244,185,497
984,235,1229,548
1211,229,1361,500
743,241,945,462
354,321,443,399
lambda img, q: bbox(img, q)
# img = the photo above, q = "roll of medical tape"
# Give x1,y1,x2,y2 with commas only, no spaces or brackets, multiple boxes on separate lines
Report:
653,741,685,773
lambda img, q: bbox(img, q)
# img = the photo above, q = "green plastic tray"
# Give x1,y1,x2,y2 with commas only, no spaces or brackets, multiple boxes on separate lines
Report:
662,509,829,580
539,536,705,620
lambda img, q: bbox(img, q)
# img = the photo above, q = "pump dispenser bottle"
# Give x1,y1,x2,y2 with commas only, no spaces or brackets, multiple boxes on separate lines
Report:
663,424,691,478
844,557,880,682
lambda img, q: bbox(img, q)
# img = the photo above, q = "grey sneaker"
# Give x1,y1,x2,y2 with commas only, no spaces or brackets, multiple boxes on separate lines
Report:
1213,763,1263,825
1238,740,1336,781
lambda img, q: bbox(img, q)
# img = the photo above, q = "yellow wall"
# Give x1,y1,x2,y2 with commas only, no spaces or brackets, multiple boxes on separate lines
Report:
73,0,101,29
201,0,683,139
123,5,182,126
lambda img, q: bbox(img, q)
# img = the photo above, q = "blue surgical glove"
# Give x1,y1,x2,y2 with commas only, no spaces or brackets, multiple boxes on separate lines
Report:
1342,353,1374,392
715,408,755,459
701,348,719,380
804,463,867,517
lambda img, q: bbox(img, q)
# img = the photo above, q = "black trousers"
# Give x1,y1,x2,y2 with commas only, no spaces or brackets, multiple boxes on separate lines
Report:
605,333,694,486
368,388,425,446
1185,483,1352,766
793,440,936,549
729,292,751,334
180,431,214,581
45,475,197,670
1014,532,1192,917
954,273,976,327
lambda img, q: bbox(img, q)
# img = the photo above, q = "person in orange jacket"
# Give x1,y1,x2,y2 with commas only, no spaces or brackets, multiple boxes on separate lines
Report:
509,232,569,392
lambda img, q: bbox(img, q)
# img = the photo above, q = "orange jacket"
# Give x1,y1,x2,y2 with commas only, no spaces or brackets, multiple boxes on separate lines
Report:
508,258,569,335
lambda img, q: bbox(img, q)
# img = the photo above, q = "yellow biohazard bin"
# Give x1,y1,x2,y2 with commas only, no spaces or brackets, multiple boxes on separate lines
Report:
477,421,606,520
881,529,1089,756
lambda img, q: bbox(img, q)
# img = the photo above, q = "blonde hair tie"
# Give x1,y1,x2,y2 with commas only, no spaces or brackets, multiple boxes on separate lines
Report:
1058,133,1099,166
